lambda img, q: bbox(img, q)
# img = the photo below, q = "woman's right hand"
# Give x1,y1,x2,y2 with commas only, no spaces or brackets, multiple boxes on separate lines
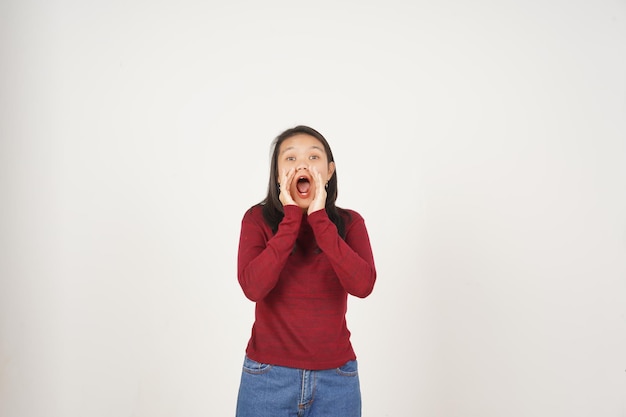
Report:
279,168,297,206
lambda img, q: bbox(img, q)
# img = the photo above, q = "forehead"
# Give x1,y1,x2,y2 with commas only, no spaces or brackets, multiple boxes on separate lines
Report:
279,134,326,153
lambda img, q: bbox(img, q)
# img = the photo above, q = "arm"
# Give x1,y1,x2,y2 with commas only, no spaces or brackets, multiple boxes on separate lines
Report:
308,210,376,298
237,205,302,301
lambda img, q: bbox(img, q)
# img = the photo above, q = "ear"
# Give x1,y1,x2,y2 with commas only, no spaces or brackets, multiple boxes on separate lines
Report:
327,161,336,181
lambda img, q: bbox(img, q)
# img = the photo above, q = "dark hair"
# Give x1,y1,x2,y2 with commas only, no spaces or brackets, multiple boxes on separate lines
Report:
261,125,348,238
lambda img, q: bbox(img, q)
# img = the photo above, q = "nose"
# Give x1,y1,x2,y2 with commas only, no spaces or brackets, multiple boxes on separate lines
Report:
296,163,308,171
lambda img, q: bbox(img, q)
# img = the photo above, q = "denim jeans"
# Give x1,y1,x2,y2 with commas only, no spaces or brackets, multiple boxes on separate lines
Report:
235,356,362,417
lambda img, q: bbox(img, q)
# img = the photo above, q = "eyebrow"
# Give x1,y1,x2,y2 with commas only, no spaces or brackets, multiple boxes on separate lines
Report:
280,145,324,155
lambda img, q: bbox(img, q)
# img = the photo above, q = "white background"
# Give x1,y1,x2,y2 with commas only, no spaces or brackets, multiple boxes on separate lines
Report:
1,1,625,416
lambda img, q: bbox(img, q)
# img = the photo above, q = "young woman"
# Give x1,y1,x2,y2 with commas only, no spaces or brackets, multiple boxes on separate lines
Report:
235,125,376,417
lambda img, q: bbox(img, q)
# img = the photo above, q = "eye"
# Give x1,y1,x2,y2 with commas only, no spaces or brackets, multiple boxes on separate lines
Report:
286,156,296,161
309,155,319,160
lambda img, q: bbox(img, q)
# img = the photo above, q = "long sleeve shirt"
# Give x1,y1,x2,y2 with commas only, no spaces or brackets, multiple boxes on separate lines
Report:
237,204,376,370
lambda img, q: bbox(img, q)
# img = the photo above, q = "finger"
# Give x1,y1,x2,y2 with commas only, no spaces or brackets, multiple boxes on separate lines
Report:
315,168,325,195
280,168,296,205
310,166,321,188
280,169,294,191
284,169,294,193
286,167,296,186
281,168,291,185
307,167,326,214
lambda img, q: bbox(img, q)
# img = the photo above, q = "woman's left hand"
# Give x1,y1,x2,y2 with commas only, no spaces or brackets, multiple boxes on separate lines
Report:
307,166,327,215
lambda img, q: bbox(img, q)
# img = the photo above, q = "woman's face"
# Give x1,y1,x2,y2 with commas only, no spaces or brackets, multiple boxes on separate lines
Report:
277,134,335,210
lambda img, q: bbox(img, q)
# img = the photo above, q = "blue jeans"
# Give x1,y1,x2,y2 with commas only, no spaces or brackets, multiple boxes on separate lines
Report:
235,356,362,417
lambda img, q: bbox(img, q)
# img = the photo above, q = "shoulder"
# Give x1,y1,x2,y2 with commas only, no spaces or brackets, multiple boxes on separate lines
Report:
338,207,364,225
241,204,275,237
242,204,265,222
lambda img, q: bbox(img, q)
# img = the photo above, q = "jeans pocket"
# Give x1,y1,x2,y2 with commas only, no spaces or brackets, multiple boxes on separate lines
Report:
242,356,273,375
335,360,358,377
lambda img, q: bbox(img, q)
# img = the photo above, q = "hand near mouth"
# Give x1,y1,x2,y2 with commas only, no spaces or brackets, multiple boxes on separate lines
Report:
279,168,297,207
307,166,327,215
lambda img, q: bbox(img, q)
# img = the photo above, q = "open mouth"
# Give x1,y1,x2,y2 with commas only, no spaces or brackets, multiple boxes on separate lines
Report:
296,176,311,194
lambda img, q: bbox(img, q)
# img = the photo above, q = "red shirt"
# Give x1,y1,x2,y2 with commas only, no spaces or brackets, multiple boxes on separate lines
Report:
237,204,376,370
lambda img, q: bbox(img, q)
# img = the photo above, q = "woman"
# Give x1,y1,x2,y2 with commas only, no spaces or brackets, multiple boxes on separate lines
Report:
236,125,376,417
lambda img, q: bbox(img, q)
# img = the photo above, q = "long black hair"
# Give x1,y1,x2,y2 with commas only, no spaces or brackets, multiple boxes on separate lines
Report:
261,125,348,238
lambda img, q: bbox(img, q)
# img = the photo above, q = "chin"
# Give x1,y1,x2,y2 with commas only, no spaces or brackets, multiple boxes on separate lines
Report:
294,198,311,211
